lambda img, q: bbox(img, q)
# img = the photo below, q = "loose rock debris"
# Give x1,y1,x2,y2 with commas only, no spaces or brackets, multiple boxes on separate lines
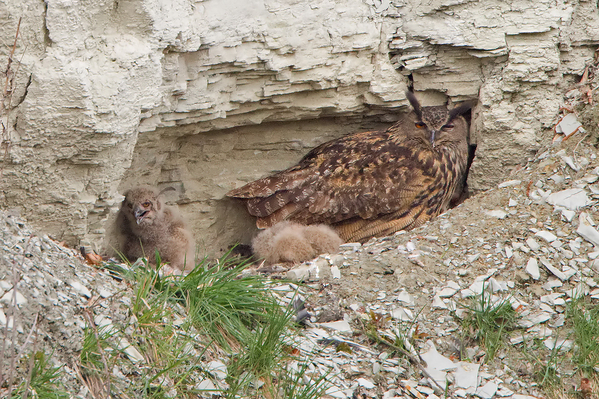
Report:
2,136,599,398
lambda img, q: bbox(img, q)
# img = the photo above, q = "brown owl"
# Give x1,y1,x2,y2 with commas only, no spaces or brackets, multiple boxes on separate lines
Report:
116,186,195,273
227,92,471,243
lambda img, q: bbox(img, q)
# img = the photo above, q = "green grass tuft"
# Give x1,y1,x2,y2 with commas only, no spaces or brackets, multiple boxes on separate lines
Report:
460,289,519,361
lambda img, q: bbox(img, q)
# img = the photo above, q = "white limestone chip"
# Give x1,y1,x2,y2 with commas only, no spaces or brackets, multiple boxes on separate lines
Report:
546,188,591,210
498,180,522,188
396,289,415,306
543,338,573,351
432,295,448,309
0,289,27,306
540,293,564,306
526,238,541,251
562,209,576,222
540,258,568,281
207,360,228,380
339,243,361,252
68,280,92,298
555,113,584,138
485,210,507,219
577,212,599,247
319,320,352,333
437,281,460,298
535,231,557,243
475,381,498,399
525,258,540,280
391,307,414,321
519,312,551,328
357,378,375,389
117,337,145,363
454,361,480,389
331,265,341,279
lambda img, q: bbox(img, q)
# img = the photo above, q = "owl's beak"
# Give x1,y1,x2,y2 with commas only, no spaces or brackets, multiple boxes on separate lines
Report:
134,208,149,224
430,130,437,147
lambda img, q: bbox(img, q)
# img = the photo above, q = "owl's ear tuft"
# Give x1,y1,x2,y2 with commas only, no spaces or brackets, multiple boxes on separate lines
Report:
448,102,471,121
405,91,422,119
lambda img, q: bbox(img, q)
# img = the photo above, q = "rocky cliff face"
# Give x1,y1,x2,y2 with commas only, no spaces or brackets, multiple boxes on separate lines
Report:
0,0,597,255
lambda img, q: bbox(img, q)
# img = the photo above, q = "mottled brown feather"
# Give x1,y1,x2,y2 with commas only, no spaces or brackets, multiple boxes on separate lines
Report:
116,186,196,273
227,93,470,243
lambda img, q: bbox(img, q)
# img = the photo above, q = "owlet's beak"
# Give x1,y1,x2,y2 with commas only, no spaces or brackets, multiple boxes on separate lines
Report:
134,208,149,224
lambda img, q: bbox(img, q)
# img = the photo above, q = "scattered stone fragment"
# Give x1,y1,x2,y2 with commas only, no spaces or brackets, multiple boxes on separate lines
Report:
519,312,551,328
357,378,375,389
117,337,145,363
340,243,361,252
525,258,540,280
543,338,573,351
68,280,92,298
207,360,228,380
396,289,415,306
498,180,522,188
555,113,585,139
319,320,352,333
525,238,540,251
535,231,557,243
539,258,568,281
546,188,591,210
454,361,481,389
286,263,320,281
331,265,341,279
485,210,507,219
0,289,27,306
391,307,413,321
577,212,599,247
437,281,460,298
475,380,498,399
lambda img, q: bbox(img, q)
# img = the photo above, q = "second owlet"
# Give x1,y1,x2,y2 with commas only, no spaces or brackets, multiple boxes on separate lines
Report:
227,91,471,243
116,186,196,274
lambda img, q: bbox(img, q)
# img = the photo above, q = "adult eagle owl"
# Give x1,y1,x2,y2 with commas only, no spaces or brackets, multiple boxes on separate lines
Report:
227,92,471,243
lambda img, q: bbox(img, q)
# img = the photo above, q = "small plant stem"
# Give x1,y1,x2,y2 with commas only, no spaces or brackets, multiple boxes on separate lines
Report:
83,308,112,398
365,330,450,396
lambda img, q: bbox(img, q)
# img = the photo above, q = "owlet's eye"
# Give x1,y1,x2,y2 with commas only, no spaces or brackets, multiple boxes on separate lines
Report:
444,123,455,129
415,122,426,129
142,201,151,207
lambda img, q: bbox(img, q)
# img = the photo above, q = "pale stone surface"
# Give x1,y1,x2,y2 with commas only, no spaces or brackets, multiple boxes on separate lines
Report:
0,0,598,255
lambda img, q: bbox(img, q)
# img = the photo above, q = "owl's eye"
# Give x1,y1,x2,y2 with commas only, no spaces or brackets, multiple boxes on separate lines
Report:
142,201,151,207
444,123,455,129
415,122,426,129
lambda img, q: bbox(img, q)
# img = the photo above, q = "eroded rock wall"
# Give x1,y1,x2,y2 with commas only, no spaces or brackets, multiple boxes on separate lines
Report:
0,0,598,254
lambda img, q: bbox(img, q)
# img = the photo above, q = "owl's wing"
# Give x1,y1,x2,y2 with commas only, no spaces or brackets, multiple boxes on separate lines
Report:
227,127,438,230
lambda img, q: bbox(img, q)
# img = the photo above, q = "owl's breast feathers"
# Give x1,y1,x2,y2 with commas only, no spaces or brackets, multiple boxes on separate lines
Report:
227,123,468,242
